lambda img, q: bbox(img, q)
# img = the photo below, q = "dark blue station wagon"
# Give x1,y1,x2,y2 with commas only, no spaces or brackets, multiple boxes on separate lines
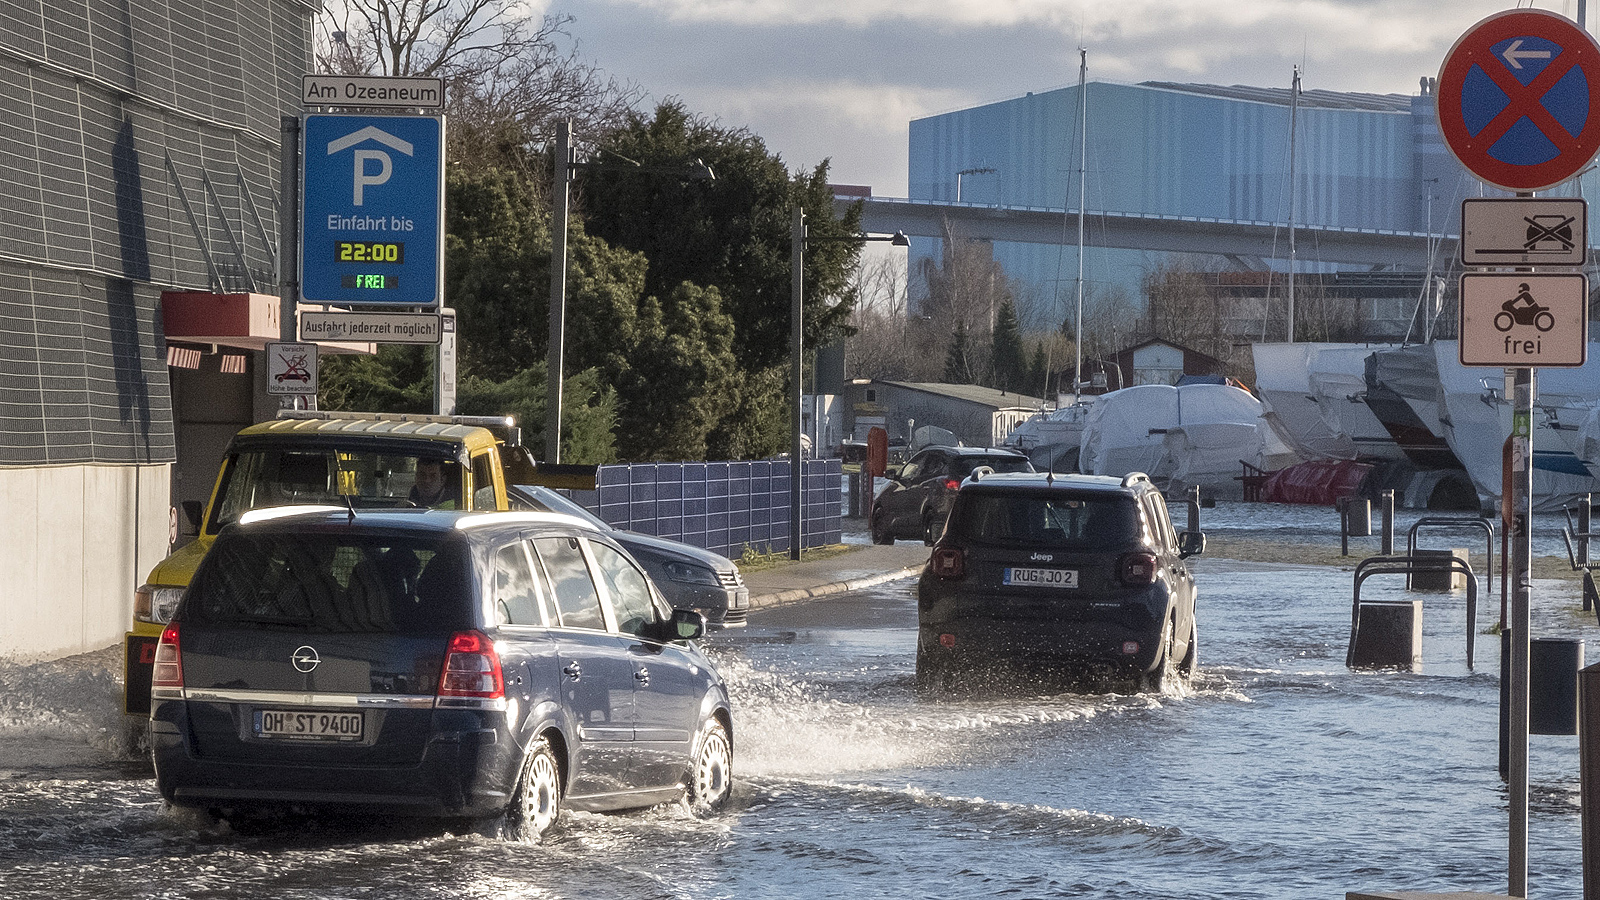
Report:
149,507,733,838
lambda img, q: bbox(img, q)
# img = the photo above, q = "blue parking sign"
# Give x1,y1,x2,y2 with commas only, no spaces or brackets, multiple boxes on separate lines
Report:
300,114,444,307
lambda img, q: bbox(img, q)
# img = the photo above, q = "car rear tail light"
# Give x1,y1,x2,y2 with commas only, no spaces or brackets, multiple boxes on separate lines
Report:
152,622,183,688
1118,551,1159,587
931,546,965,579
943,478,961,491
438,630,505,698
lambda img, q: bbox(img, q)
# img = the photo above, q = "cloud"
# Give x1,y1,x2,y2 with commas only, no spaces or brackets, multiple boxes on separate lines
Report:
557,0,1531,194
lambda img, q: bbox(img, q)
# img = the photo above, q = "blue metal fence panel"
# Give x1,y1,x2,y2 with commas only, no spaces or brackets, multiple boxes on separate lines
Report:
578,459,841,559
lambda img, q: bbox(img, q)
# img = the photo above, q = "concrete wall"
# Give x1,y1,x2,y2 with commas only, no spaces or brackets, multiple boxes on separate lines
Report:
0,464,172,661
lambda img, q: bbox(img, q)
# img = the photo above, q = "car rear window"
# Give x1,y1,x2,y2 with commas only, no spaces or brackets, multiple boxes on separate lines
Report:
947,493,1141,549
949,456,1032,477
183,531,475,633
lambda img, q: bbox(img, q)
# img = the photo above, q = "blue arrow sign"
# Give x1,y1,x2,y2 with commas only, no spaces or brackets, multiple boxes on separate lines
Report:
300,114,444,308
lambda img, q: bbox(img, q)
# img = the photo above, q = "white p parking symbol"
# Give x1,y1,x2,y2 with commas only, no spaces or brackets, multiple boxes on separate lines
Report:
352,150,391,205
327,126,415,207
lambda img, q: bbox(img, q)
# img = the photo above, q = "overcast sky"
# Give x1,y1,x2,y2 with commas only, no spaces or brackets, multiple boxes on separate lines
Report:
540,0,1575,195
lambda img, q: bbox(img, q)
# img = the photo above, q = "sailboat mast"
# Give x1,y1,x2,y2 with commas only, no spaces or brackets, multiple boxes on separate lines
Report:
1074,48,1088,394
1287,66,1300,343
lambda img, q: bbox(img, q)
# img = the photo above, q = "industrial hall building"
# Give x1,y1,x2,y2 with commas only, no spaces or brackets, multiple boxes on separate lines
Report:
0,2,317,659
904,77,1600,336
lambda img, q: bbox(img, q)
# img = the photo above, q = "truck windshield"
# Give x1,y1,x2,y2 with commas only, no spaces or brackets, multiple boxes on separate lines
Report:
212,450,459,529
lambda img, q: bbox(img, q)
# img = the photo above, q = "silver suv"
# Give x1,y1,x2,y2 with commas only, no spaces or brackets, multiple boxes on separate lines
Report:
916,471,1204,694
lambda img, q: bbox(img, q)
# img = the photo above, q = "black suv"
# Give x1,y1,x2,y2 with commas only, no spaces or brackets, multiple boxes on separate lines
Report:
870,446,1034,545
916,471,1204,694
149,507,733,837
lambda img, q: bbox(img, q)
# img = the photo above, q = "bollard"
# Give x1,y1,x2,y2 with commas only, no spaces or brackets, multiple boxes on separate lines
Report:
1345,497,1372,536
1531,638,1585,736
1408,548,1469,592
1381,490,1395,555
1580,662,1600,900
1188,485,1201,533
1348,600,1423,671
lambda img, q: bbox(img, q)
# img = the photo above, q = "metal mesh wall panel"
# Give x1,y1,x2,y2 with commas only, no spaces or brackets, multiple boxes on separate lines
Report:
165,2,212,121
0,261,44,458
84,0,134,92
128,0,177,108
0,0,309,466
201,4,247,129
30,70,94,270
0,60,45,260
0,0,46,58
40,3,92,69
80,91,124,272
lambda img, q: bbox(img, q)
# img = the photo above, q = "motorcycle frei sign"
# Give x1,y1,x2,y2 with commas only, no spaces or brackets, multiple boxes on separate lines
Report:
1458,273,1587,367
1436,9,1600,191
300,114,444,307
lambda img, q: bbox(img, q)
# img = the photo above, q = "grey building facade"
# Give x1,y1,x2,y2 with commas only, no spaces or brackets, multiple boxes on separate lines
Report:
0,1,314,658
907,78,1600,330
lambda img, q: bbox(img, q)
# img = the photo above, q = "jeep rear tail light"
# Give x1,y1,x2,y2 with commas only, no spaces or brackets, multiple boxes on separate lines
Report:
151,623,183,688
438,630,505,698
1118,551,1159,587
931,546,965,579
943,478,962,491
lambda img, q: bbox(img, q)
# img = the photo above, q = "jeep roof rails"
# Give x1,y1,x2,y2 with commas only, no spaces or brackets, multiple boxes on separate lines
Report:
1121,472,1151,488
275,410,522,446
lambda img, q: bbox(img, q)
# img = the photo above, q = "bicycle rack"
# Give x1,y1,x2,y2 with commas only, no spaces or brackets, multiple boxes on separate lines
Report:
1348,555,1478,669
1561,501,1600,617
1406,516,1495,602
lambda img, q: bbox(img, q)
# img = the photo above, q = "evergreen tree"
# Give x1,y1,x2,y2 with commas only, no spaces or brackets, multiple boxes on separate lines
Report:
990,300,1025,392
945,323,973,384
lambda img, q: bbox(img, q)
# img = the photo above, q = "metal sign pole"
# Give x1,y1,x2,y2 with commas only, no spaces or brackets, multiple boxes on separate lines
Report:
1510,365,1533,897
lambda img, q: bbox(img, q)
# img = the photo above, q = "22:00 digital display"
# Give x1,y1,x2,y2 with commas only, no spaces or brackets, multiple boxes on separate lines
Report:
335,241,405,264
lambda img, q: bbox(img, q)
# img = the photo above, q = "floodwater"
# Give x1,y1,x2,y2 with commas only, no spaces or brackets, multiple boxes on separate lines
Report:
0,503,1593,899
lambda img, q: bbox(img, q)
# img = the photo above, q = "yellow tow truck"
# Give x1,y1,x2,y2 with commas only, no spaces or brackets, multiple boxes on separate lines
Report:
122,410,544,747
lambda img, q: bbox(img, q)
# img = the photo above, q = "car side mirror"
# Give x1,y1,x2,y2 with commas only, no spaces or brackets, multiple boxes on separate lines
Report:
884,464,902,481
1178,531,1206,559
669,608,706,642
181,500,203,536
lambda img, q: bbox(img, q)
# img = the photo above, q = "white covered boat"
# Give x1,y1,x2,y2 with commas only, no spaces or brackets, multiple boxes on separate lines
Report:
1001,397,1095,472
1435,340,1600,513
1078,383,1300,496
1253,343,1406,462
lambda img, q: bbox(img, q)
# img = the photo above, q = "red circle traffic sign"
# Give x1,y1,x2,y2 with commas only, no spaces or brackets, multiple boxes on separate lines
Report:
1437,9,1600,192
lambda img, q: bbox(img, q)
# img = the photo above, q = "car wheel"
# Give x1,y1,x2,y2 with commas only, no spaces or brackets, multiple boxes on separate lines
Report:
1143,618,1178,693
505,738,562,841
687,719,733,815
870,507,895,545
1178,620,1198,679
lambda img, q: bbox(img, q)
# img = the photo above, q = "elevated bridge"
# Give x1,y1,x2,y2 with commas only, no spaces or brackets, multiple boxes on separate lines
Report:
838,197,1447,270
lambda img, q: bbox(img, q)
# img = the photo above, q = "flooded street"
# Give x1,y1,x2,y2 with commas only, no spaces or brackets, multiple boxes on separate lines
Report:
0,509,1593,898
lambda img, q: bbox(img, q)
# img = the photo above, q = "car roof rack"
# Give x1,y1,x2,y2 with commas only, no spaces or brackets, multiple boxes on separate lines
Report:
1121,472,1151,488
276,410,522,446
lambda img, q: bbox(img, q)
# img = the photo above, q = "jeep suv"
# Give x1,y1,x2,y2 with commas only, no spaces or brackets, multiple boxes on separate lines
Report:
916,471,1204,694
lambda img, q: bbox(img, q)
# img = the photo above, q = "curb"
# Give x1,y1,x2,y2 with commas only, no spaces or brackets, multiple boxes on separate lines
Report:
748,566,924,609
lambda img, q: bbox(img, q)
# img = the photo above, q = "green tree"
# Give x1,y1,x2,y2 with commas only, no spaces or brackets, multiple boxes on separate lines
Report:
990,300,1026,392
574,102,864,458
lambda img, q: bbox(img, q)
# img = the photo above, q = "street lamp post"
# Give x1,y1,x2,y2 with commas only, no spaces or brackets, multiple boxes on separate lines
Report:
789,206,908,559
547,119,713,464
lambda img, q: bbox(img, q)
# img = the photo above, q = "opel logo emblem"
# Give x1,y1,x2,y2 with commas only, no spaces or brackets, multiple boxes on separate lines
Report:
291,645,321,673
